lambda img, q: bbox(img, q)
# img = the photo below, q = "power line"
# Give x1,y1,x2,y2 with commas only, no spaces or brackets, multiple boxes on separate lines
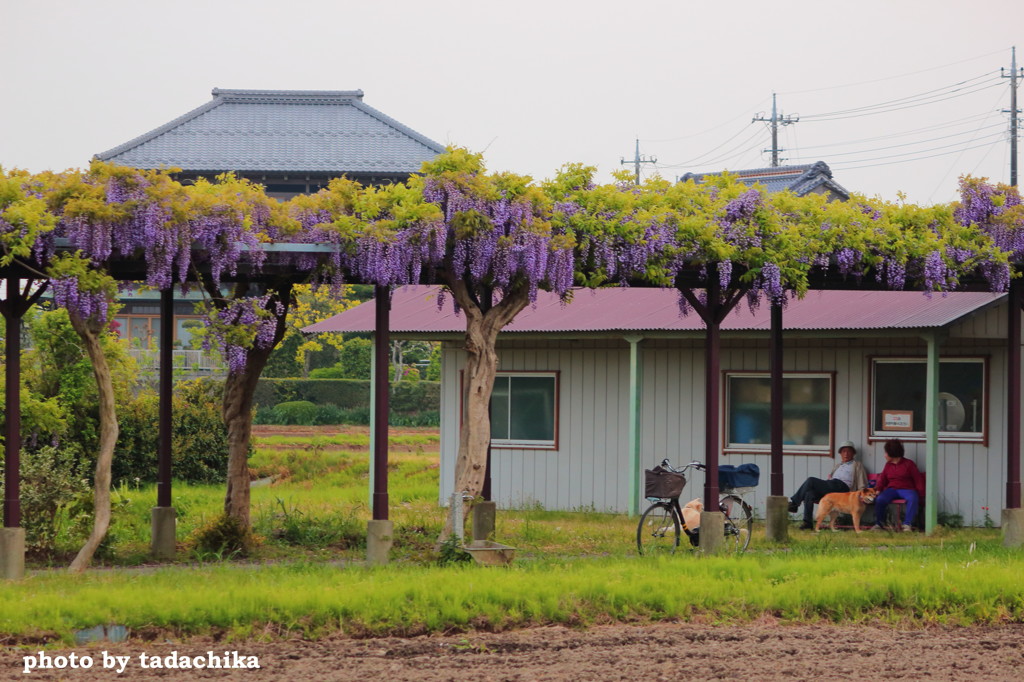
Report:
779,48,1008,96
801,79,1004,122
797,71,995,119
791,111,996,151
789,125,1005,160
828,139,1003,171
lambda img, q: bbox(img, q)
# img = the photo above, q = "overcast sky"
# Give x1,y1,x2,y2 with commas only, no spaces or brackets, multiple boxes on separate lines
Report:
2,1,1022,206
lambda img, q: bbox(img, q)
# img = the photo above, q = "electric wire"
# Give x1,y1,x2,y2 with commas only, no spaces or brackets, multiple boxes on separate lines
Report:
800,80,1005,122
779,49,1008,96
789,125,1006,159
798,72,997,119
827,139,1004,171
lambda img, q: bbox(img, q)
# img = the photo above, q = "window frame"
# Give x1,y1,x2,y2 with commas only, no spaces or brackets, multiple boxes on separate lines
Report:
722,371,836,456
868,356,988,444
459,370,560,451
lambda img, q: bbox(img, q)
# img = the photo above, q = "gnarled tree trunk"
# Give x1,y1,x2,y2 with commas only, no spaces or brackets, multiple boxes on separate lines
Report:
440,280,530,541
216,281,293,529
68,312,118,573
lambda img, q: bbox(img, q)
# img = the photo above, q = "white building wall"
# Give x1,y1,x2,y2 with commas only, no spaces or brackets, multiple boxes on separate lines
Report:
439,331,1017,526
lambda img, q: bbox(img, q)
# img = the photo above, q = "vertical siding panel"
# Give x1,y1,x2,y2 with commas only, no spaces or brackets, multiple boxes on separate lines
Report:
579,346,596,509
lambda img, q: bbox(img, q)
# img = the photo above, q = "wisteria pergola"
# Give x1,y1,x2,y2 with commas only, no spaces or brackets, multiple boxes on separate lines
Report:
2,158,1023,580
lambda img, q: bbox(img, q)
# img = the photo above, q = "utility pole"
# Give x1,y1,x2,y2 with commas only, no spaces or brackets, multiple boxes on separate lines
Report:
752,93,799,167
1002,46,1022,186
621,138,656,185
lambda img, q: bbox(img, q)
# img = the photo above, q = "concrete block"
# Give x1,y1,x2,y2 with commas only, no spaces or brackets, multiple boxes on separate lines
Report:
472,501,496,541
150,507,177,560
0,527,26,581
1002,508,1024,548
698,511,725,555
765,495,790,543
366,519,394,566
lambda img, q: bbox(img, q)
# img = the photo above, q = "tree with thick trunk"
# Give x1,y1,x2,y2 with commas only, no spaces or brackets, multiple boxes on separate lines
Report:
67,311,118,573
202,277,293,528
440,280,530,539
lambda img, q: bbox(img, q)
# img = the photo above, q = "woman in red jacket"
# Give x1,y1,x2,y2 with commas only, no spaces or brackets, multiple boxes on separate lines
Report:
871,439,925,531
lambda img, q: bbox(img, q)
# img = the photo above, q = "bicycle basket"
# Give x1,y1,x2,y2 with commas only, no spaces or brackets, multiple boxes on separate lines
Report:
718,463,760,490
644,466,686,499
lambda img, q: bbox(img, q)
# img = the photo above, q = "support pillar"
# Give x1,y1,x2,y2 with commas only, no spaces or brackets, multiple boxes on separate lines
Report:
150,507,177,560
766,301,788,541
698,511,725,555
371,286,390,523
152,288,176,558
472,501,497,541
0,528,25,581
765,496,789,542
924,332,941,534
2,277,31,581
366,519,394,566
368,287,392,564
625,335,644,517
1006,279,1022,544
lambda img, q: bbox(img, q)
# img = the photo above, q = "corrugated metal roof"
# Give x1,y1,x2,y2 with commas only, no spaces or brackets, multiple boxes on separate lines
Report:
95,89,445,174
304,286,1004,335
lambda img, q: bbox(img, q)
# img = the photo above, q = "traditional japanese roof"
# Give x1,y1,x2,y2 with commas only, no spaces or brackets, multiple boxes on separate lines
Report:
679,161,851,201
304,286,1004,337
95,89,445,175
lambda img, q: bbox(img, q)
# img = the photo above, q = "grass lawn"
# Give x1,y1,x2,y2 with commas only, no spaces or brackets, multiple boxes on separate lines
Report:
8,426,1018,642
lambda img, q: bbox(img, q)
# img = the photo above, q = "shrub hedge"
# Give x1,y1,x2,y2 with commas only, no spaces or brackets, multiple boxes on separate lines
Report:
253,379,439,413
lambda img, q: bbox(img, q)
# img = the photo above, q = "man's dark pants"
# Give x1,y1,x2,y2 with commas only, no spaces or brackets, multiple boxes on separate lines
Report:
790,478,850,524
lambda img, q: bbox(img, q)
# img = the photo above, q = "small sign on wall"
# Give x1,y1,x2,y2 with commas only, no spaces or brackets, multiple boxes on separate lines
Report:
882,410,914,431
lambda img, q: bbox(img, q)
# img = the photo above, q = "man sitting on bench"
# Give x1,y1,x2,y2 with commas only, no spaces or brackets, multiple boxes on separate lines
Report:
788,440,869,530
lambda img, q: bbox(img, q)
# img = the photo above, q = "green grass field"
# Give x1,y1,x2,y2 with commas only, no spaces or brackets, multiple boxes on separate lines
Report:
8,427,1018,642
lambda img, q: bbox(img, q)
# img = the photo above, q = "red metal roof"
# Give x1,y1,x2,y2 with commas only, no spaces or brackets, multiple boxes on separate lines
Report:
303,285,1004,335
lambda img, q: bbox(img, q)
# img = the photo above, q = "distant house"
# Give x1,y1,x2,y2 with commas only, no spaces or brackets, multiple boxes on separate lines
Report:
96,88,445,198
309,285,1017,526
679,161,850,202
93,88,444,357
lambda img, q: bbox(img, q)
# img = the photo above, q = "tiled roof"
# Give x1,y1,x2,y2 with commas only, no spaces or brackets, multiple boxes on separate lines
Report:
304,286,1003,336
95,89,445,174
679,161,850,200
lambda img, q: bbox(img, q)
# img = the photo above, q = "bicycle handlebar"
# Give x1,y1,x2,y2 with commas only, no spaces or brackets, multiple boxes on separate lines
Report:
660,459,706,474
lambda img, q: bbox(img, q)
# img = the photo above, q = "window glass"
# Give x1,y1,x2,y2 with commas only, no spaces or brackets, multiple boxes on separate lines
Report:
727,374,832,452
872,359,984,436
489,373,556,446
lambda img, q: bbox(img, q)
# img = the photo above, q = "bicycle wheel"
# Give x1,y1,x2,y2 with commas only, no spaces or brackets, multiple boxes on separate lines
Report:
720,494,753,552
637,502,680,556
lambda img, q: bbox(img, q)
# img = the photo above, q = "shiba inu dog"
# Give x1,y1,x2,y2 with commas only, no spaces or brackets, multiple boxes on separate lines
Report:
815,488,878,533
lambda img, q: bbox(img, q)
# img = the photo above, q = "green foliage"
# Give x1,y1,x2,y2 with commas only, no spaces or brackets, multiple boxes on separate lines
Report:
268,400,321,425
339,336,372,379
261,499,364,549
436,535,473,566
253,378,439,413
21,307,139,464
0,445,92,556
113,379,231,484
424,343,441,381
2,544,1024,641
938,511,964,529
189,514,256,557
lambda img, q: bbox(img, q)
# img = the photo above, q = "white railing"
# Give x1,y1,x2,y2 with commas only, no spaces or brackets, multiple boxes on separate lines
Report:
127,349,226,373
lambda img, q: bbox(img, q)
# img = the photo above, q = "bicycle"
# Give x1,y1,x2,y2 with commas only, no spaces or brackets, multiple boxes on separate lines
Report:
636,459,755,555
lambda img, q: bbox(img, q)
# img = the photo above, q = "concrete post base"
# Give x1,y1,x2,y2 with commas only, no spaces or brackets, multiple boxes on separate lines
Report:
698,511,725,555
765,496,790,543
0,527,26,581
150,507,177,560
472,501,497,541
1002,508,1024,548
366,520,394,566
